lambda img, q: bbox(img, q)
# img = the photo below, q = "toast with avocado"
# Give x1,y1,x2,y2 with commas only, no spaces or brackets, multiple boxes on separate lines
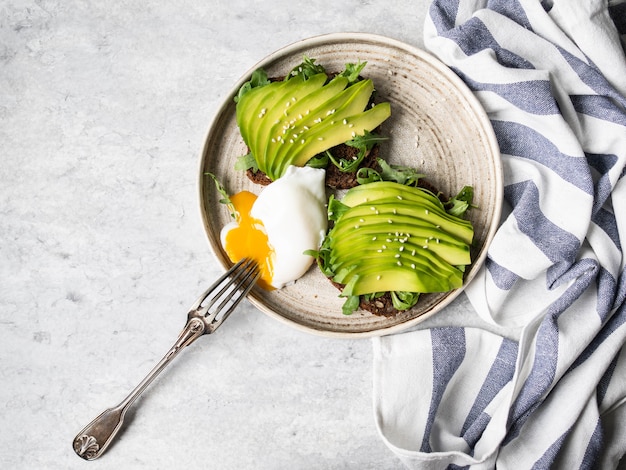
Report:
309,160,475,316
233,57,390,188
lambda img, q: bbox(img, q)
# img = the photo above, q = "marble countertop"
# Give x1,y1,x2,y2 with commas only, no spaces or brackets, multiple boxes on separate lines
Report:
0,1,478,468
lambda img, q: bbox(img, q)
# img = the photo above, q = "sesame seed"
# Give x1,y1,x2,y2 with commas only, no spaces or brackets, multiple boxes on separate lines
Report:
301,139,305,144
397,195,403,200
436,239,440,243
289,139,294,143
271,138,276,143
377,275,381,280
377,249,382,253
386,238,392,243
394,254,400,258
343,119,348,125
411,264,416,269
351,131,356,137
318,137,324,141
372,236,377,241
349,124,354,128
423,245,428,249
370,206,376,211
359,218,365,223
411,250,416,256
286,101,291,107
399,246,405,251
303,126,309,130
397,261,402,266
382,245,387,249
388,219,393,224
425,209,429,215
355,225,360,229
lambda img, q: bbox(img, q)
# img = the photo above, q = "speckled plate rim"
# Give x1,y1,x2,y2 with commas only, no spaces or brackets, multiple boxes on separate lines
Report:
198,32,503,338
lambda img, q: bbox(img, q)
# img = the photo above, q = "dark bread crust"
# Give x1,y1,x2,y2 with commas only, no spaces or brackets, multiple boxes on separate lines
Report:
245,141,382,189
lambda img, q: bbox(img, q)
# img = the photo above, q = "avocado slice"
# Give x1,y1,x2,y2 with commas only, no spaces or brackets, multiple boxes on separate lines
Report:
236,80,284,148
328,221,471,266
274,101,391,178
338,262,463,297
237,74,328,172
266,78,377,179
252,73,329,172
340,183,474,244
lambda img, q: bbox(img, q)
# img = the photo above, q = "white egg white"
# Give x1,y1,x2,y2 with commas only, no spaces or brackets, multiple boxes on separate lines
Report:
251,165,327,288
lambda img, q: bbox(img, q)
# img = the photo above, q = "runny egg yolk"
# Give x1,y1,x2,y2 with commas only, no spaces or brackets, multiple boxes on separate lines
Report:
223,190,275,290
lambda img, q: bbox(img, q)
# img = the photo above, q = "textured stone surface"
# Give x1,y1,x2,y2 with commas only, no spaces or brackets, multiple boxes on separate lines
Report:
0,1,447,468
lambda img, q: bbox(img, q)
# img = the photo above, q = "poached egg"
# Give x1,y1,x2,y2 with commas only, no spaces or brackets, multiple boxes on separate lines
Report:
220,165,327,289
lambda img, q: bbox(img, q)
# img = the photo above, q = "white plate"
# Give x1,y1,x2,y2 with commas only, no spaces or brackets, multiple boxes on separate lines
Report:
198,33,502,338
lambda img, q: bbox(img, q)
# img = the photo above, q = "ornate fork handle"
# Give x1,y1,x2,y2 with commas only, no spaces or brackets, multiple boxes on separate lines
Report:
73,258,259,460
72,317,205,460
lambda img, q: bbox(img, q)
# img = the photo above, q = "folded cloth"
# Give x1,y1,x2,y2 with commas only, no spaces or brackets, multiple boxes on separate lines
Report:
373,1,626,468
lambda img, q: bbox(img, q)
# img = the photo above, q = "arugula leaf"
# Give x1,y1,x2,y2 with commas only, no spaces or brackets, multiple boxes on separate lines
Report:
356,157,425,185
446,185,475,217
327,194,351,222
305,153,329,169
354,166,382,184
205,172,236,219
327,131,388,173
391,291,420,311
287,56,326,81
378,159,425,186
234,68,271,103
342,295,361,315
340,60,367,84
234,152,259,172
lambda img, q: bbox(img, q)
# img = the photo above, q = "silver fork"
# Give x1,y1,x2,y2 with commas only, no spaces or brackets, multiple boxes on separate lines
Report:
72,257,260,461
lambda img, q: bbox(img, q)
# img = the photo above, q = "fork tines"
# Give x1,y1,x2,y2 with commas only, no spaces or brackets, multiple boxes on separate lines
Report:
190,258,260,333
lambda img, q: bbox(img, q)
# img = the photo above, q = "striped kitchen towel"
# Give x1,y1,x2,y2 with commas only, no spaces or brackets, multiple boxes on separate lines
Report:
373,1,626,468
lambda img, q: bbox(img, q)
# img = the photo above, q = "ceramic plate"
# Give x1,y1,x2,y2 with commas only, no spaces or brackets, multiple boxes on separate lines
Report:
198,33,502,337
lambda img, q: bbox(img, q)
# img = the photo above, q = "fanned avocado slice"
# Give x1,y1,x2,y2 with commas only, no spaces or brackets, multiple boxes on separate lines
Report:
321,181,474,301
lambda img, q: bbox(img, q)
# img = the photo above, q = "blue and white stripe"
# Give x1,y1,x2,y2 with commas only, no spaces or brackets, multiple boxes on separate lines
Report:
373,0,626,468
